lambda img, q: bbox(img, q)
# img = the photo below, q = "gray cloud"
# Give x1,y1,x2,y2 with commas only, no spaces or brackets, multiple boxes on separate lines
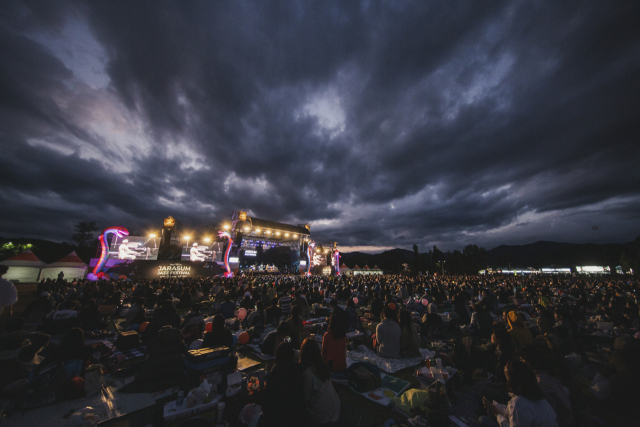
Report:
1,0,639,251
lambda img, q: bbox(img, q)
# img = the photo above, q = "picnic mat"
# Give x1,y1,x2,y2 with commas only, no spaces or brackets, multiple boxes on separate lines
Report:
102,339,147,362
237,353,262,371
346,345,436,373
246,344,275,360
355,373,411,407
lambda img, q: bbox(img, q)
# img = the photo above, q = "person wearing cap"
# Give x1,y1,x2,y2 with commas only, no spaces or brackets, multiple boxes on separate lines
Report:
189,242,206,262
118,239,137,260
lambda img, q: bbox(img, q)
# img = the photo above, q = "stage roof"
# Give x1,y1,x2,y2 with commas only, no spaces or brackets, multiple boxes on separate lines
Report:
248,218,310,235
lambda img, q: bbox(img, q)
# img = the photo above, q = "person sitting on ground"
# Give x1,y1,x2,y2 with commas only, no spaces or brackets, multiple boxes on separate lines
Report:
344,298,358,331
286,306,305,349
246,300,267,332
263,341,309,427
79,299,102,330
239,292,253,310
370,292,384,321
376,306,401,358
481,359,558,427
122,297,147,330
279,291,293,317
219,293,236,319
180,303,205,344
421,303,442,337
202,314,234,349
300,338,341,425
260,321,290,356
321,311,347,374
292,290,311,320
399,308,421,358
471,303,494,339
521,350,573,427
142,300,180,343
266,297,282,326
505,310,533,352
491,325,515,385
22,292,54,323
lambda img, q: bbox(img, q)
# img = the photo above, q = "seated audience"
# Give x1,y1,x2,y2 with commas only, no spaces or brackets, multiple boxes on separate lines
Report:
300,338,341,425
322,311,347,373
376,306,401,358
399,308,421,358
202,314,234,349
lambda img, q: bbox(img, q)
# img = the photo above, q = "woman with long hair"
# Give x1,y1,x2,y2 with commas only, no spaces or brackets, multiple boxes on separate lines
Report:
286,305,304,349
201,314,233,349
322,311,347,373
481,359,558,427
263,342,308,427
300,338,341,425
399,308,421,358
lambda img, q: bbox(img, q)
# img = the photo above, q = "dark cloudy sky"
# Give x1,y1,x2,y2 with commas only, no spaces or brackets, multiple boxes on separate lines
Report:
1,1,639,253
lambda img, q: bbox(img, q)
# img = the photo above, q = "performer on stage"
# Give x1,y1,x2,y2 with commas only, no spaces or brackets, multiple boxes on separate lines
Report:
190,242,206,261
118,239,138,260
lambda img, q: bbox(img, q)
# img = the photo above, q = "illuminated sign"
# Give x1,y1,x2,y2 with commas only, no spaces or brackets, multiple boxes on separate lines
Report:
300,260,307,266
238,211,247,221
244,250,257,257
541,268,571,273
576,266,610,273
229,257,239,263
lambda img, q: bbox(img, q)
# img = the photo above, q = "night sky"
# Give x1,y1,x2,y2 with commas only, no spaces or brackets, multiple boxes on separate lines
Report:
1,1,639,252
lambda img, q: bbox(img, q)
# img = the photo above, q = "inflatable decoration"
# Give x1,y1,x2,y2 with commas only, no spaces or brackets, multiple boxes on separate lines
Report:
238,331,250,344
89,226,129,280
218,230,234,278
422,298,429,306
237,308,247,321
306,241,315,276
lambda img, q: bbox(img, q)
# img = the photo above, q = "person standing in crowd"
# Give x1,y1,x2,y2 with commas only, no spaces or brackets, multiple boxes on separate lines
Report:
300,338,341,425
0,266,18,330
219,293,236,319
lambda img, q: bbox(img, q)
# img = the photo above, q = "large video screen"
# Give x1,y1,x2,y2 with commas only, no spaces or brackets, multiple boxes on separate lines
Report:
109,236,159,260
181,241,224,262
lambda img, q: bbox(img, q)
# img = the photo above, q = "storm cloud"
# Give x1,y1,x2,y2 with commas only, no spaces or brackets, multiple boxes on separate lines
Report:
1,0,639,251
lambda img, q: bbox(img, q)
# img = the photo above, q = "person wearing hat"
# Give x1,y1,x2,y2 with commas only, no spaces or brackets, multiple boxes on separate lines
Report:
189,242,206,262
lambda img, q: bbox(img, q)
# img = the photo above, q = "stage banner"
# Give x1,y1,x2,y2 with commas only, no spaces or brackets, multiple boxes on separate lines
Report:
89,259,225,279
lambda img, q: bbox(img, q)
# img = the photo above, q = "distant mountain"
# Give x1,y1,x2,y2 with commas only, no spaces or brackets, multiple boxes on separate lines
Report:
484,237,640,268
340,237,640,272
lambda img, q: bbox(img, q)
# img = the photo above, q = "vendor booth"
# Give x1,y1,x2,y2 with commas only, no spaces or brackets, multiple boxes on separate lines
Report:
39,251,88,280
0,249,46,283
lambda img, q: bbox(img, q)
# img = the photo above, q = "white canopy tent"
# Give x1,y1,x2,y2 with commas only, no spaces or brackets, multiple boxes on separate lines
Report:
0,249,46,283
39,251,88,281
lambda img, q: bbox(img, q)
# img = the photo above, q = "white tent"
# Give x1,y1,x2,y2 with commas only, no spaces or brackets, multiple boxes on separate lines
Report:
39,251,88,281
0,249,46,283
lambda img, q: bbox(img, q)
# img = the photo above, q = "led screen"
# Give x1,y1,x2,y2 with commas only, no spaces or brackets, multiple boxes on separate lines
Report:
109,236,159,260
181,241,224,262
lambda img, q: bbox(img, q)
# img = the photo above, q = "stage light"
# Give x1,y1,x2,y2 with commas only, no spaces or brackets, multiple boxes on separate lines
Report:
223,224,230,230
184,236,190,240
204,237,210,242
265,230,271,235
276,231,281,236
292,234,297,238
285,233,289,237
149,234,156,238
244,226,250,231
255,228,261,233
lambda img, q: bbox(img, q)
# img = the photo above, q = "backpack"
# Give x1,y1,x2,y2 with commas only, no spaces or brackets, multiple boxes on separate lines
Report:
347,361,381,392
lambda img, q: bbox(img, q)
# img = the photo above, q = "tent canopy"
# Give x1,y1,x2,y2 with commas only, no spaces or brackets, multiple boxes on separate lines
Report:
0,249,46,283
39,251,88,281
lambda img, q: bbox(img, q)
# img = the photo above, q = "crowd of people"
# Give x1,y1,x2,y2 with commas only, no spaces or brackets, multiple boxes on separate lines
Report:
1,267,639,426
